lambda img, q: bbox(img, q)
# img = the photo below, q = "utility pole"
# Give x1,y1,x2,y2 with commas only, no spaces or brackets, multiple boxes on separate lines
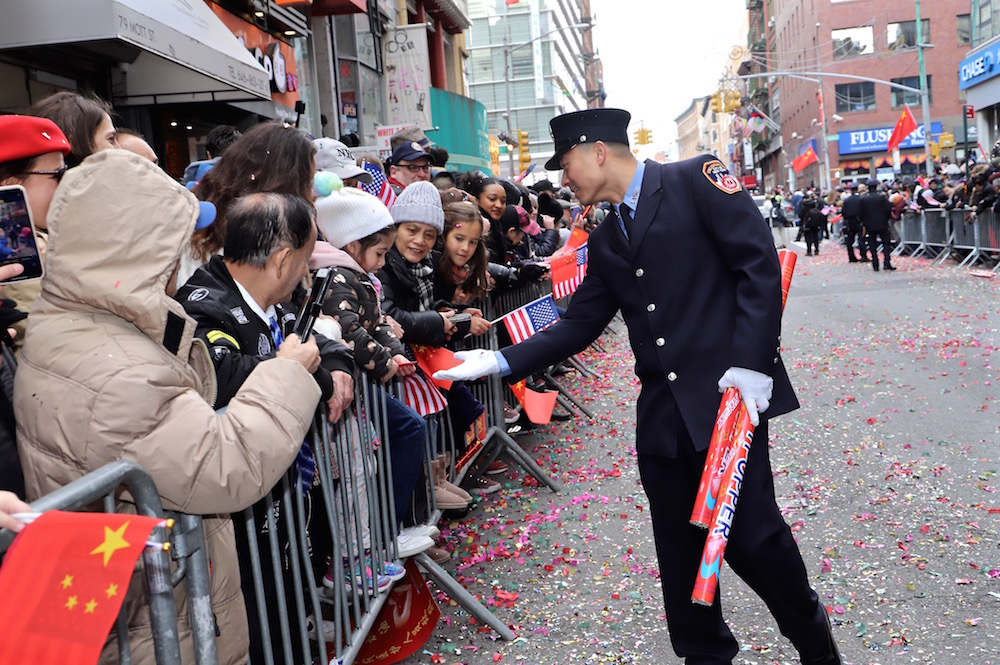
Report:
815,22,831,192
915,0,934,176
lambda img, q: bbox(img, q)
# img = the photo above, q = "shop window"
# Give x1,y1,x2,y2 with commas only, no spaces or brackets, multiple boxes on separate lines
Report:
835,82,876,113
832,26,874,59
887,19,930,51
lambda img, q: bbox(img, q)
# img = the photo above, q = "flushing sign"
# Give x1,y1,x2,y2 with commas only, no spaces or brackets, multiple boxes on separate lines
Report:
838,122,942,155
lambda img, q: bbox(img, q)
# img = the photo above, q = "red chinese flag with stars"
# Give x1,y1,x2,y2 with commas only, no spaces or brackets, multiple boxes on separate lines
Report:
411,344,460,390
509,379,558,424
0,510,162,665
791,146,818,174
887,105,918,152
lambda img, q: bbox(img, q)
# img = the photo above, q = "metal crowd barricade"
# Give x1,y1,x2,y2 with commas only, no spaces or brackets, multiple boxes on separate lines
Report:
975,210,1000,273
911,208,949,260
946,209,981,267
0,461,204,665
893,210,922,256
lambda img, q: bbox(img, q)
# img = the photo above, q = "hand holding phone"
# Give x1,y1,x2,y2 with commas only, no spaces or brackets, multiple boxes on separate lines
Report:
0,186,45,283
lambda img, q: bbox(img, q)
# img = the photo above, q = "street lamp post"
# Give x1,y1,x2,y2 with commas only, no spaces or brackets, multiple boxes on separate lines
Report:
500,5,590,177
915,0,934,177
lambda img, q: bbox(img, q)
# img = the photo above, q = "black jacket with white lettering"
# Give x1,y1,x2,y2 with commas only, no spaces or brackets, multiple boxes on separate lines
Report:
176,256,353,409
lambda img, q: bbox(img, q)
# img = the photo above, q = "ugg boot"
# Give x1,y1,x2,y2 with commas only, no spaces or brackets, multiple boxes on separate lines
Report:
431,458,470,509
436,455,473,502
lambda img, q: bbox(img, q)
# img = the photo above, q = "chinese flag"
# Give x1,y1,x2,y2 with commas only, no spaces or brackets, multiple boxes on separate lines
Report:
791,146,818,173
887,105,918,152
549,251,576,292
551,228,589,258
0,511,163,665
509,380,558,424
411,344,461,390
505,0,520,5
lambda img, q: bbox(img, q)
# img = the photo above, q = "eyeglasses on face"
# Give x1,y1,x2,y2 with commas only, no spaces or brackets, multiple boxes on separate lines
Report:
400,163,431,173
25,164,69,183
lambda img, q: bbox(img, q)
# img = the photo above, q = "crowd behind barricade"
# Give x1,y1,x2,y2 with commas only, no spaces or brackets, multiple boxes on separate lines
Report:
0,91,603,664
755,145,1000,272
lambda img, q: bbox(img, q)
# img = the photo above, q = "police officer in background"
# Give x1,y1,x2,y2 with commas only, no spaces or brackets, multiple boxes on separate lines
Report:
437,109,841,665
840,182,869,263
859,179,896,272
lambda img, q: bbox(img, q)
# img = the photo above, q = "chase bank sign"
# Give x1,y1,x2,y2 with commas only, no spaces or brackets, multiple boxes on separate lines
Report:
960,44,1000,91
838,122,943,155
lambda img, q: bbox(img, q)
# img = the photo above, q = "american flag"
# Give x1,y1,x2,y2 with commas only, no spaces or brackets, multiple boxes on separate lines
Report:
552,243,588,299
360,161,397,210
402,371,448,416
500,295,560,344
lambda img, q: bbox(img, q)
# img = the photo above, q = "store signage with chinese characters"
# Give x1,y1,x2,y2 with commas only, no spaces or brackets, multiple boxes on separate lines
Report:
838,122,942,155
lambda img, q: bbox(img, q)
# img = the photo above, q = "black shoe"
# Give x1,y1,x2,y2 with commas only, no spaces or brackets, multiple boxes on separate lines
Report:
801,612,843,665
872,264,879,272
549,411,571,422
806,251,812,256
848,256,858,263
884,264,897,271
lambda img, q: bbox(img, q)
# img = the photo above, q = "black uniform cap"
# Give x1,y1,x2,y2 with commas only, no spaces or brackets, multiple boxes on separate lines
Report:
545,108,632,170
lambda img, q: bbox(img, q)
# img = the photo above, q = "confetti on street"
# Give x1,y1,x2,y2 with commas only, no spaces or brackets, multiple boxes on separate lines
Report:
403,249,1000,664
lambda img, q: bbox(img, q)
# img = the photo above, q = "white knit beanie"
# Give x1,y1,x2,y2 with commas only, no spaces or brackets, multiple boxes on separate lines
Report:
390,181,444,233
314,187,395,249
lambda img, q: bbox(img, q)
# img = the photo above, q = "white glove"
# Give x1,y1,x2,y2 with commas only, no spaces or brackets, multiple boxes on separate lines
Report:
433,350,500,382
718,367,773,427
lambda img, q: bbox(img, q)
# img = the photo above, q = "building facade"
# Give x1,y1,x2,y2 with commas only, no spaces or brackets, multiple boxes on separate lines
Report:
464,0,599,179
0,0,489,178
749,0,970,190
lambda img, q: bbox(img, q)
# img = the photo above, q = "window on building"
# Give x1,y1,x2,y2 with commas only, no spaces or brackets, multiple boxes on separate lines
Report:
835,82,876,112
832,27,875,59
957,14,972,44
891,76,931,107
887,19,930,51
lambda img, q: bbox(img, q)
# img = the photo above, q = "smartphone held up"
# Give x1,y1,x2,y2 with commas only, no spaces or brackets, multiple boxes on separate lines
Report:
0,186,44,283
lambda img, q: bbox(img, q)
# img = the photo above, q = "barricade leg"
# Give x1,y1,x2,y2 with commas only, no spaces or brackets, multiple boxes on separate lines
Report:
412,551,516,640
543,369,596,420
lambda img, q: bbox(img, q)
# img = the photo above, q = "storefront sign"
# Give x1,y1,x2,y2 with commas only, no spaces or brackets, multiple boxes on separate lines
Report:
838,122,942,155
206,2,300,108
382,25,432,130
960,45,1000,91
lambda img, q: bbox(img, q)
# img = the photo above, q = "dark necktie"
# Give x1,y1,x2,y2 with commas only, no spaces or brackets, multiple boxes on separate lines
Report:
620,203,633,239
268,316,284,348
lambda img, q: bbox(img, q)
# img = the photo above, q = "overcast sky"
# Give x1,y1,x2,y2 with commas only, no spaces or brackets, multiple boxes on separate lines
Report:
588,0,748,160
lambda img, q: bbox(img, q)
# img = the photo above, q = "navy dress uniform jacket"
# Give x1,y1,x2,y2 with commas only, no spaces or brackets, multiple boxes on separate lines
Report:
503,155,798,457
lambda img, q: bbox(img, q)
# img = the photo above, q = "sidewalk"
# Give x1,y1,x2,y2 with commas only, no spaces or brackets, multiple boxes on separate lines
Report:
405,249,1000,664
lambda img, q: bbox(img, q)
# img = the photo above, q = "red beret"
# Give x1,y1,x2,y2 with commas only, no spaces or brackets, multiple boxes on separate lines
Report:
0,115,71,164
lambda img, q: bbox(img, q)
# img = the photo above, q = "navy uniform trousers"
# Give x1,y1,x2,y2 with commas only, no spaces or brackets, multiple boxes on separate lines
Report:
503,156,830,663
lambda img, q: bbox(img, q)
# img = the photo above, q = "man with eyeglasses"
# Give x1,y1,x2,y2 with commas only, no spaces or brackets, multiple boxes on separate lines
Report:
386,141,432,194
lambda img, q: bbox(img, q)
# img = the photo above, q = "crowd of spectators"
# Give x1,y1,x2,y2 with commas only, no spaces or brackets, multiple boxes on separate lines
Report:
0,91,597,663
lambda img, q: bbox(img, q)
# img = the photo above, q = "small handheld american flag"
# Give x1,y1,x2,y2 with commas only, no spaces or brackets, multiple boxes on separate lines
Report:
360,161,397,210
552,244,588,299
497,295,561,344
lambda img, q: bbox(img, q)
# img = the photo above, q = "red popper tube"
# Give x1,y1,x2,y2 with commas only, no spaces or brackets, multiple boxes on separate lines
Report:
692,408,755,605
689,387,742,527
691,249,798,604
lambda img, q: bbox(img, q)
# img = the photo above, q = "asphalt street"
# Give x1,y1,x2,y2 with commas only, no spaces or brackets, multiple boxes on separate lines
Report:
401,243,1000,665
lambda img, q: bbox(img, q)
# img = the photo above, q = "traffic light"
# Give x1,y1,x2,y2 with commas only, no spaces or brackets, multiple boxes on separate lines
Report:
724,90,742,112
517,129,531,172
930,141,940,161
633,128,642,145
710,92,722,113
633,128,652,145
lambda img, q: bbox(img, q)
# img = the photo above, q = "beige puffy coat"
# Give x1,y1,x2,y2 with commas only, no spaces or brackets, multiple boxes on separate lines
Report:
14,151,321,665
